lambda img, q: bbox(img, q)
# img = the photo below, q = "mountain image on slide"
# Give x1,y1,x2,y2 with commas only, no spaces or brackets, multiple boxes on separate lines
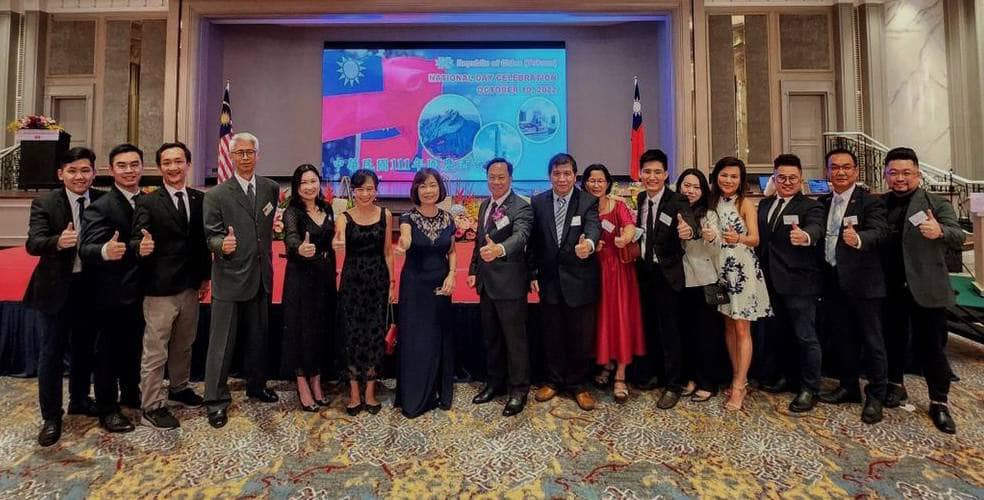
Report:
419,108,480,160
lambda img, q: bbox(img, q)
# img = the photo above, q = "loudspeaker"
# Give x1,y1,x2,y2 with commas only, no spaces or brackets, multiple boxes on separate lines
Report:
18,131,71,189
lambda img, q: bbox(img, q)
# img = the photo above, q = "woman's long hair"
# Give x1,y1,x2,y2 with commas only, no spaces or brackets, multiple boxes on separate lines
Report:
708,156,748,210
675,168,711,220
289,164,331,219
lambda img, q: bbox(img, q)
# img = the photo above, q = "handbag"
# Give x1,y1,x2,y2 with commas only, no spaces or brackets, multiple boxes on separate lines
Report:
703,282,730,306
384,303,398,355
613,200,642,264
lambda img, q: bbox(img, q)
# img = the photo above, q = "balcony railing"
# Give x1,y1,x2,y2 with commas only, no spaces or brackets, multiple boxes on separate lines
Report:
0,145,20,191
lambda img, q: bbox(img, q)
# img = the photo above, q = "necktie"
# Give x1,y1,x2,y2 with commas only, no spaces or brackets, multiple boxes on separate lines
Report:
825,196,845,266
485,201,498,235
246,183,256,214
76,197,85,230
554,196,567,243
768,198,785,231
175,191,189,225
645,200,655,263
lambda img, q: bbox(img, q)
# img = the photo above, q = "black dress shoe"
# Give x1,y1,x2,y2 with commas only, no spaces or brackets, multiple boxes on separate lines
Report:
502,394,527,417
819,386,863,405
472,385,506,404
208,409,228,428
247,388,279,403
37,419,62,447
656,390,681,410
789,391,816,413
67,397,99,417
345,403,363,416
760,378,788,394
100,412,135,433
884,384,908,408
929,403,956,434
861,397,884,424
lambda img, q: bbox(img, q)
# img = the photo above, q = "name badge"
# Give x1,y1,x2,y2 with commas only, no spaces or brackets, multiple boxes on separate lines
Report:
494,215,510,230
783,215,799,225
570,215,582,227
842,215,858,227
601,219,616,233
659,212,672,226
908,211,928,226
262,202,274,217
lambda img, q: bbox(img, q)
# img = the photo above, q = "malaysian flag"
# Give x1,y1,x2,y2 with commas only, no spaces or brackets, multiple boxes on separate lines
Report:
217,82,234,182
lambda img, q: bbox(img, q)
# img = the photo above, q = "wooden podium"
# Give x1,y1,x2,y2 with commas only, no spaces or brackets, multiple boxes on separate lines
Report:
15,130,71,189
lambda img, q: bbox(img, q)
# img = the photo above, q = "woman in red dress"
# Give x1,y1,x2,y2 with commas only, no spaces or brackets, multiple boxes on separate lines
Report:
581,164,645,403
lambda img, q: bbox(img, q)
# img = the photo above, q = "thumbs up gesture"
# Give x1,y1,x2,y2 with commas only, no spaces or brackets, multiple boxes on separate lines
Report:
676,214,694,240
221,226,237,255
574,234,593,259
139,228,155,257
57,222,78,250
701,221,717,243
918,209,943,240
298,231,316,258
723,225,740,245
332,230,345,251
394,232,411,256
104,230,126,260
479,235,500,262
789,223,810,246
842,222,861,248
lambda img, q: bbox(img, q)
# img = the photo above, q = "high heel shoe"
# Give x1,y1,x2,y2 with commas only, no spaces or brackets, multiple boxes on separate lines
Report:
364,401,382,415
315,396,331,407
297,388,319,412
345,402,363,416
724,383,748,411
613,379,629,404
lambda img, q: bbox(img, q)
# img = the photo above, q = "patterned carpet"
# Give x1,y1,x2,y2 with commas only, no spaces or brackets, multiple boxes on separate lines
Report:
0,337,981,498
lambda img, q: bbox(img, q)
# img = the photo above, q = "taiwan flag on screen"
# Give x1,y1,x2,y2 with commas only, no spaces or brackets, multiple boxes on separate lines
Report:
322,50,445,180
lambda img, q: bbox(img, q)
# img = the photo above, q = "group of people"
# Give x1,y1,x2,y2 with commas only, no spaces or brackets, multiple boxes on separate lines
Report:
24,131,961,448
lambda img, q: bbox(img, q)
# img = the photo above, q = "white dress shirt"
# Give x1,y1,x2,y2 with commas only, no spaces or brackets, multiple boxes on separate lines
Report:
65,189,90,273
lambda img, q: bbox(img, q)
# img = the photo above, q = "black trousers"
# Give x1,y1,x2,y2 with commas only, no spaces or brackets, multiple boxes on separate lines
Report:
36,274,97,421
764,293,821,393
479,292,530,393
93,301,144,414
634,266,684,391
822,271,888,400
884,287,951,402
680,286,727,392
540,301,596,393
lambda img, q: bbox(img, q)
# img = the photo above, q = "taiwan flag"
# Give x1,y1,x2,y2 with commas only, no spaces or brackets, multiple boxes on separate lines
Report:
630,77,645,181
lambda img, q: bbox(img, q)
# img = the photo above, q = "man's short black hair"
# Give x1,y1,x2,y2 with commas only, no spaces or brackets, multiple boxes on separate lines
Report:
60,147,96,167
773,153,802,171
108,143,144,165
884,147,919,167
155,142,192,165
484,157,513,176
639,149,668,171
547,153,577,175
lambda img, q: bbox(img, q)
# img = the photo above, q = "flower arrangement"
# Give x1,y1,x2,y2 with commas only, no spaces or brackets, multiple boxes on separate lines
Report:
140,186,159,195
448,183,480,242
6,114,63,132
611,181,644,214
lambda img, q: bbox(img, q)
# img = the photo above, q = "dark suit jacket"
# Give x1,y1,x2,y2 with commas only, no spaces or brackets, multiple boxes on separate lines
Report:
23,188,105,314
203,176,279,302
756,192,825,296
528,188,601,307
129,186,211,297
468,191,533,301
894,188,964,308
79,186,142,308
818,186,888,299
634,189,696,292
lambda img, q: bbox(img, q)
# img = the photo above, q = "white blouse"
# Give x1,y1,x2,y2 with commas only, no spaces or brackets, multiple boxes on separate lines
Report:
682,211,721,288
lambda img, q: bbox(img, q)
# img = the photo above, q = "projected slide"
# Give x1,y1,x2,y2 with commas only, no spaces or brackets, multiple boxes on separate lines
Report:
321,42,567,182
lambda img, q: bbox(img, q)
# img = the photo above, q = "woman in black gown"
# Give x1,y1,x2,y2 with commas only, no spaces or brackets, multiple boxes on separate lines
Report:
282,164,336,411
333,169,394,416
393,168,457,418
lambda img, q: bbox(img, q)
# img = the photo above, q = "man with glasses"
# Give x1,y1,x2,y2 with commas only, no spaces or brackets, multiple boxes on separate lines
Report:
754,154,825,413
202,132,280,429
815,148,889,424
878,147,961,434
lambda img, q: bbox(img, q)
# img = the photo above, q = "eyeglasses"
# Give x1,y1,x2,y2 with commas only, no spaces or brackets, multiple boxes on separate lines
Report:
231,149,256,159
774,175,800,184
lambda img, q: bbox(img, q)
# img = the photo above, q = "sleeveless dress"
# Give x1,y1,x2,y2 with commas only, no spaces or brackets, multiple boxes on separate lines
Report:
595,199,645,365
713,197,772,320
338,209,389,382
394,209,456,418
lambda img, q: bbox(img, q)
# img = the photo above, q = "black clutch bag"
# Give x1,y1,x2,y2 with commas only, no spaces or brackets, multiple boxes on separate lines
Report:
703,282,730,305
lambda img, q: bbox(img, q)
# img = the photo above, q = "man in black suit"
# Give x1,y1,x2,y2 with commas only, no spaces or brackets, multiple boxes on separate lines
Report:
631,149,697,410
203,132,280,429
129,142,210,429
756,154,825,413
25,147,103,446
528,153,600,411
880,147,962,434
816,149,889,424
468,158,534,417
79,143,146,433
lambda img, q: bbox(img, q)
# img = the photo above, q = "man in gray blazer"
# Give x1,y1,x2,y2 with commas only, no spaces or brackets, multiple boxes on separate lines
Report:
467,158,533,417
202,132,281,428
879,147,962,434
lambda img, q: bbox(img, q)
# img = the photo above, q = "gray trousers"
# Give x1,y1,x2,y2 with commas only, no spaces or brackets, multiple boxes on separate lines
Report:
204,289,270,413
140,289,200,411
